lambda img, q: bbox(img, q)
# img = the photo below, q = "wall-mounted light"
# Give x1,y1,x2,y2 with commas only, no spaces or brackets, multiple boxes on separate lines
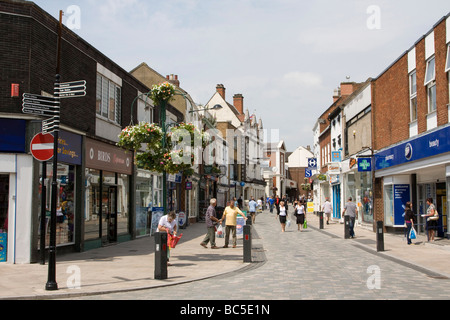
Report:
353,130,356,137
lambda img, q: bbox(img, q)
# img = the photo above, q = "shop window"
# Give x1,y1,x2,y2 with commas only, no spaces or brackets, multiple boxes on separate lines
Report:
38,164,76,247
117,174,129,236
384,185,394,227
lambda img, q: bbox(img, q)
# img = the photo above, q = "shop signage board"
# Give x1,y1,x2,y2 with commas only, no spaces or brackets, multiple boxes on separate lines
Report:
30,133,54,162
308,158,317,169
85,138,133,175
375,125,450,171
394,184,411,226
358,158,372,172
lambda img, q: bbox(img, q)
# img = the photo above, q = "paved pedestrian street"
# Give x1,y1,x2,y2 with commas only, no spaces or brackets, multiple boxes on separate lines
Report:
76,211,450,300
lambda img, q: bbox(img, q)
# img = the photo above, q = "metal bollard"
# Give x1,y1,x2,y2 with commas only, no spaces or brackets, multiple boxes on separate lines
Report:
344,215,350,239
319,211,324,229
376,221,384,252
243,225,252,263
154,232,168,280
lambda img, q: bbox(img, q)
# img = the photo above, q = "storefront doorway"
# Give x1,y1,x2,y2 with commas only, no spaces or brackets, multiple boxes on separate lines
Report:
332,184,341,219
102,186,117,244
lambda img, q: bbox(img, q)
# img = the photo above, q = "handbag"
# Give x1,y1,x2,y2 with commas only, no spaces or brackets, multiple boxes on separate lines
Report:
409,227,417,240
303,220,308,229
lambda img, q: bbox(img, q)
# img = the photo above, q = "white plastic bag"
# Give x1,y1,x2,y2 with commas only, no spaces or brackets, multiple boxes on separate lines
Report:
286,220,291,228
216,224,224,238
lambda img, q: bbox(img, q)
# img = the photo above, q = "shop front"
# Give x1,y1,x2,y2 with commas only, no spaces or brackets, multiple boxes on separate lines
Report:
0,119,33,264
135,169,163,237
84,138,133,249
375,125,450,235
341,155,374,225
37,130,83,255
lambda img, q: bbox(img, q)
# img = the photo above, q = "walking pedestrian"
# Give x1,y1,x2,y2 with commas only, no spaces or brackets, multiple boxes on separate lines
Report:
156,211,178,266
237,196,243,210
277,201,288,232
269,196,275,213
342,197,358,238
219,201,247,248
200,198,220,249
404,202,415,245
295,201,306,232
423,198,439,242
322,197,332,225
249,196,257,224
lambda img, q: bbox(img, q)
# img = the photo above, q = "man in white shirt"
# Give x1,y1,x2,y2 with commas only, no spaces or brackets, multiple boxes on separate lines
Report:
322,197,333,225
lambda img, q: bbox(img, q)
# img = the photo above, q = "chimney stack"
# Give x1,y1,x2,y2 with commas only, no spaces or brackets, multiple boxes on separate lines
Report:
340,82,356,96
233,94,244,114
166,74,180,87
216,84,226,100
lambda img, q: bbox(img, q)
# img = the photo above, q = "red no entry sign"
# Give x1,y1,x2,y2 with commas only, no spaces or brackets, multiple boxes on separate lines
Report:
30,133,54,162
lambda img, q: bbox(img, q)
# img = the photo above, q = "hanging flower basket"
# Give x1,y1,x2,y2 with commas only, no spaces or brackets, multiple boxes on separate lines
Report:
149,82,175,106
118,122,163,151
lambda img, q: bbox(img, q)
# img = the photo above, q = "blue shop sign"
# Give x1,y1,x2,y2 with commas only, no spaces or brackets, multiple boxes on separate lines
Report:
57,130,82,166
375,125,450,171
0,119,26,153
358,158,372,172
394,184,410,226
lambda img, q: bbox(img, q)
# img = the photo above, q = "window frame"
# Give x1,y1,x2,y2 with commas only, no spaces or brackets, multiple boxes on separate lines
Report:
409,71,417,121
96,73,122,124
424,56,435,86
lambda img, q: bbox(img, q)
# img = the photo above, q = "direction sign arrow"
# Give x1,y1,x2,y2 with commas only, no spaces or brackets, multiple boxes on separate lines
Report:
54,85,86,93
22,102,59,110
55,91,86,98
23,93,56,103
57,80,86,87
22,108,59,117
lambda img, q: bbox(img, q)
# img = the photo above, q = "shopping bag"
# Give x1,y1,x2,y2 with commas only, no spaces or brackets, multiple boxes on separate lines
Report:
286,220,291,228
303,220,308,229
167,232,183,248
216,224,224,238
409,227,417,240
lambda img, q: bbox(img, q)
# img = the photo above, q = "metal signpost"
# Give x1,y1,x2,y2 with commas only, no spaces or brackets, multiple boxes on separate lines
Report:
21,9,86,289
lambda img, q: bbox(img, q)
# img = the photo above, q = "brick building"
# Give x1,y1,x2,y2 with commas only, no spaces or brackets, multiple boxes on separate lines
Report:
0,0,185,263
372,13,450,235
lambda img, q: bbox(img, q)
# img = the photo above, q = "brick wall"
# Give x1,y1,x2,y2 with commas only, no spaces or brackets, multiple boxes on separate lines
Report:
372,54,410,151
0,0,151,137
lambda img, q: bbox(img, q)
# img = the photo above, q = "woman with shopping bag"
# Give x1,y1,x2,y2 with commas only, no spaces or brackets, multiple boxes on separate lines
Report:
404,202,415,245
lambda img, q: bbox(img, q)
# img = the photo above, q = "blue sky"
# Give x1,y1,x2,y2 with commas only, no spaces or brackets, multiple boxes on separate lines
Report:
31,0,450,151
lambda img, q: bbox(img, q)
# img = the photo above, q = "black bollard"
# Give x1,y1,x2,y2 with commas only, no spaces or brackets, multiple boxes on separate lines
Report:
154,232,168,280
319,212,324,229
376,221,384,252
344,215,350,239
243,225,252,263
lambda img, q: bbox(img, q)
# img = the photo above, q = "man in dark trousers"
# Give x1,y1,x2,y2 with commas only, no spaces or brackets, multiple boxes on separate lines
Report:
200,198,220,249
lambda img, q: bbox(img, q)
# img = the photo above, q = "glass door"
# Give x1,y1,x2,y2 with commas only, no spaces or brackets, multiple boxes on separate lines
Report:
102,186,117,244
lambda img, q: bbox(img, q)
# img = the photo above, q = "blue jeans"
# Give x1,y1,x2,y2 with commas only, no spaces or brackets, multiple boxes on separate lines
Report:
405,222,412,244
349,217,356,238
